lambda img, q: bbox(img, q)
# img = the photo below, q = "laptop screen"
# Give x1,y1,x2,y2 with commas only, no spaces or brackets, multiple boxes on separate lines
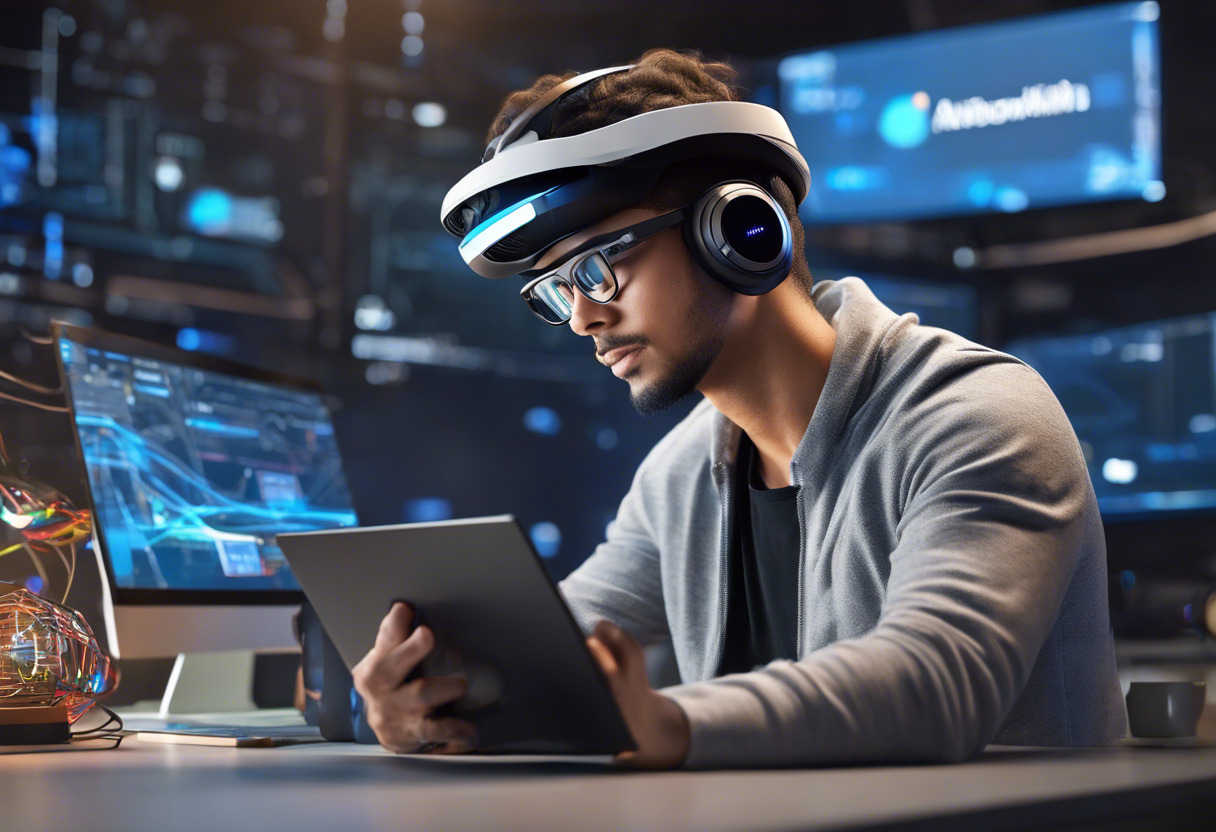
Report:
57,327,358,593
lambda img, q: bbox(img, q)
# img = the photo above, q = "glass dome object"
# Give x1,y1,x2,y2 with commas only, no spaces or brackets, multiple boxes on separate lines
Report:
0,582,115,722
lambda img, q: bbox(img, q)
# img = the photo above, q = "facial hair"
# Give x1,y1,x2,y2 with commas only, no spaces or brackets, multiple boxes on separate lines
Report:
629,281,733,416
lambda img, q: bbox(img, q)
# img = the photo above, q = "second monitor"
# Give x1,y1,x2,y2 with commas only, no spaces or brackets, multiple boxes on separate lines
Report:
55,323,359,673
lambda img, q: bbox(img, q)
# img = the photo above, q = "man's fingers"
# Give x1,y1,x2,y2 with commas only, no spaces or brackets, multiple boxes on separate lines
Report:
416,716,479,748
593,620,644,667
586,635,621,678
357,625,434,695
414,673,469,709
374,602,415,651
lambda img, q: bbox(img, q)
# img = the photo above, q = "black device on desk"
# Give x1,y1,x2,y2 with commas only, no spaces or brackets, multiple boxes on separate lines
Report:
277,517,636,754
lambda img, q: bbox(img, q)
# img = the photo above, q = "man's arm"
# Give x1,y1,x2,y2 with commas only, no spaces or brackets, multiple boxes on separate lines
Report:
663,369,1097,768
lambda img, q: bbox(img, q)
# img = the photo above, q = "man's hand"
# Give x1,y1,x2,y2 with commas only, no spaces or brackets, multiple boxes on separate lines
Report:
586,620,691,770
351,602,478,754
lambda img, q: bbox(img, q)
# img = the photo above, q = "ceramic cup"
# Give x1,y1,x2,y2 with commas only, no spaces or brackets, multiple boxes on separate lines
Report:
1125,681,1207,738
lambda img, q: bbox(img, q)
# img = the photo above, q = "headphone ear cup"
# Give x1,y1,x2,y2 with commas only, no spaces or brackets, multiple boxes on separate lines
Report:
685,182,793,295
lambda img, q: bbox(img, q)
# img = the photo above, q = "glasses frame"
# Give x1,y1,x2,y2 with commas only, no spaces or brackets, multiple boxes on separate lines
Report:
519,207,688,326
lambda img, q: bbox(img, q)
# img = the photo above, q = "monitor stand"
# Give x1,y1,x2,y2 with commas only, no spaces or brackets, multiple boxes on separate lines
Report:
158,650,259,717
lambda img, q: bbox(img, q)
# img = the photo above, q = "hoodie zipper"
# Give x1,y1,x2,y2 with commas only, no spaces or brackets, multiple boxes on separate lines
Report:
793,464,806,658
711,464,732,678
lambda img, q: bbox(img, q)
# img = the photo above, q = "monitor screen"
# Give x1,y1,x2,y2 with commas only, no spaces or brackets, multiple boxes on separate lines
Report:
58,328,358,593
778,1,1162,223
1006,313,1216,521
817,271,980,340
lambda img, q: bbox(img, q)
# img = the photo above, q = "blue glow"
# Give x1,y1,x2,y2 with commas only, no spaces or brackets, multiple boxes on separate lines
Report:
457,184,560,259
745,226,766,237
402,497,453,523
176,328,237,356
24,575,44,595
184,418,260,439
1119,570,1136,590
878,94,931,149
132,383,171,398
43,212,64,280
825,165,887,192
177,328,202,351
529,522,561,558
523,406,562,436
186,188,233,234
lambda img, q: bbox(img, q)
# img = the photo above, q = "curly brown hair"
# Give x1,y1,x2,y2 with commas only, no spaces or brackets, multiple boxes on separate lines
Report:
486,49,812,296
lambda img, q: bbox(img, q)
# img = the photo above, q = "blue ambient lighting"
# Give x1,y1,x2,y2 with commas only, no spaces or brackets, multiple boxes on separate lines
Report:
402,497,453,523
523,406,562,436
186,188,233,234
529,522,561,558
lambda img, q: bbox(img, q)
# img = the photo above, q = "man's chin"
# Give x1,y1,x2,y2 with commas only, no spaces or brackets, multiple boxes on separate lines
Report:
629,373,700,416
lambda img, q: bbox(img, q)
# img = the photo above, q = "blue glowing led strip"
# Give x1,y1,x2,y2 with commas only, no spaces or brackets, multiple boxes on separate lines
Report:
457,186,557,263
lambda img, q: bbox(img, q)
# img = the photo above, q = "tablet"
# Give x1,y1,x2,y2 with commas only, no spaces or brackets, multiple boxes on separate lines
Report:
276,516,635,755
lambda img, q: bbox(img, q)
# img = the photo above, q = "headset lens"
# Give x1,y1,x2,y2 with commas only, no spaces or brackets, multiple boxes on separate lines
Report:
572,252,616,301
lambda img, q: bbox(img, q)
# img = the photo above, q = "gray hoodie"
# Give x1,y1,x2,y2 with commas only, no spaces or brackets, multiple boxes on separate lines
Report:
559,277,1128,768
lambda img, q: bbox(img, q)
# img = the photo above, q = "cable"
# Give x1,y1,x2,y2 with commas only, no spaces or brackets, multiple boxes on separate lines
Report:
0,389,68,412
23,542,50,594
59,539,76,603
69,702,124,750
0,368,60,396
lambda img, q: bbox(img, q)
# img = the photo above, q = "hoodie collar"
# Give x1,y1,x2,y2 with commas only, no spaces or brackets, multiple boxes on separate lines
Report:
709,277,901,489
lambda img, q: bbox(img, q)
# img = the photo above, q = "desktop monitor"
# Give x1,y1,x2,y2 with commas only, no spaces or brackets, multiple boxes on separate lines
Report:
1005,312,1216,525
54,324,359,662
777,1,1162,223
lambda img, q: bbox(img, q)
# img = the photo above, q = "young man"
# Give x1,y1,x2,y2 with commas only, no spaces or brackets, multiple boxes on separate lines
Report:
352,50,1128,769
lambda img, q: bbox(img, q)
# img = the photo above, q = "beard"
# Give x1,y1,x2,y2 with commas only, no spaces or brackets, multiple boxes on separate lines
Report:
628,284,733,416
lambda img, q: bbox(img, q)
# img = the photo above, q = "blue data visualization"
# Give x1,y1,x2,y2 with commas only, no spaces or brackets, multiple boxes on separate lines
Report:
59,338,358,591
778,2,1162,223
1007,313,1216,521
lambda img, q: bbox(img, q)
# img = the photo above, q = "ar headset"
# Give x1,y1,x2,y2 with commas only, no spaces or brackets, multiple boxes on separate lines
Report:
440,64,811,296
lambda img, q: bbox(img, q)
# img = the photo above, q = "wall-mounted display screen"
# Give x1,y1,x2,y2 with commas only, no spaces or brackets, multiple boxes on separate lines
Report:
778,2,1162,223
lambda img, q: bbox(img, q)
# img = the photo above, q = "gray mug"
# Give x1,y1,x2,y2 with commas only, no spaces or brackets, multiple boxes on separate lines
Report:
1125,681,1207,738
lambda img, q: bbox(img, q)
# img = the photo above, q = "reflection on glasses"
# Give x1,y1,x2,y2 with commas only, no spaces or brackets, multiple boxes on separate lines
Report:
519,207,687,326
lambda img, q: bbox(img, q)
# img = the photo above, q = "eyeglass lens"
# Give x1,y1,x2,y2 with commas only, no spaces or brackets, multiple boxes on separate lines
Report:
532,252,618,323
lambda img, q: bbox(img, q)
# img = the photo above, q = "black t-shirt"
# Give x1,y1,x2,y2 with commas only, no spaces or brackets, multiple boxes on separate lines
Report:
718,432,802,676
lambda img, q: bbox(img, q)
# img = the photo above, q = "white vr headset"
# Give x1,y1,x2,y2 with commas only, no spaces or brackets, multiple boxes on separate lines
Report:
440,65,811,280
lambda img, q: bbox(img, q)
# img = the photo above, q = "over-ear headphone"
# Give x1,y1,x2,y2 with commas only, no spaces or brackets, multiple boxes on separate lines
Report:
683,181,793,295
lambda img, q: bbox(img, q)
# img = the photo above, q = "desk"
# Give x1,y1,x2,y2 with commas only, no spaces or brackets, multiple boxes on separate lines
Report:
3,741,1216,832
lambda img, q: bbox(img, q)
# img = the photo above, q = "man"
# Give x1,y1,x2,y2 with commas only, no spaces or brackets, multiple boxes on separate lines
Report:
352,50,1128,769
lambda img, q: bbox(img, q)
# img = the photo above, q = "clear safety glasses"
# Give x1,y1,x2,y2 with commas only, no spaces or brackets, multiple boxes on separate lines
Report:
519,207,687,326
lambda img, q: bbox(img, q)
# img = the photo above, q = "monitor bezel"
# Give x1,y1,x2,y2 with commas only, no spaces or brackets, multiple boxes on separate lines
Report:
52,322,344,607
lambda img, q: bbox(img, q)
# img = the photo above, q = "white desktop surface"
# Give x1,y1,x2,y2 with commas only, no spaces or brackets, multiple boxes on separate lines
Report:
3,740,1216,832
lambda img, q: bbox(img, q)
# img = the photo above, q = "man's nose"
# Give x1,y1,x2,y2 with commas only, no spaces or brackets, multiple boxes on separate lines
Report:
568,287,615,336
